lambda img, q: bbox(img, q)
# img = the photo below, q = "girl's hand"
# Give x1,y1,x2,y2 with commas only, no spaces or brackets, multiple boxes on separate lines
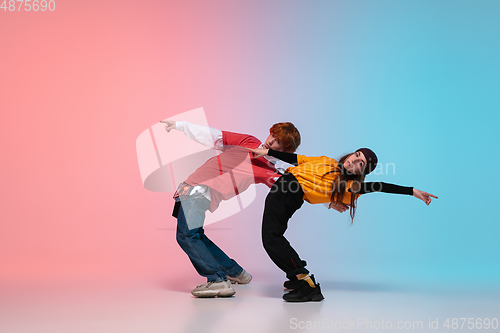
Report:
328,201,349,213
159,120,176,132
413,189,438,206
247,147,269,158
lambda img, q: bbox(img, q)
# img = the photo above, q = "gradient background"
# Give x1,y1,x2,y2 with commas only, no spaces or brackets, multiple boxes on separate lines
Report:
1,0,499,332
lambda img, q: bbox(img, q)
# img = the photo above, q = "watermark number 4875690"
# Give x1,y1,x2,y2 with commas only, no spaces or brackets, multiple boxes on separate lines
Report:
1,0,55,11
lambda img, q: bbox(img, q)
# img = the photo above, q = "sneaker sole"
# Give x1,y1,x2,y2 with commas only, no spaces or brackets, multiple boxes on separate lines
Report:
191,289,236,298
283,289,325,302
284,294,325,302
227,278,251,285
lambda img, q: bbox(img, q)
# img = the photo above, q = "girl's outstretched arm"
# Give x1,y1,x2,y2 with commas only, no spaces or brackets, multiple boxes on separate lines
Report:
412,189,438,206
353,182,438,206
247,147,269,158
247,148,299,165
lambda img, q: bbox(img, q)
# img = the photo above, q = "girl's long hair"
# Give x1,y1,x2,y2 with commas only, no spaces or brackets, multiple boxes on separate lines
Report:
325,153,366,224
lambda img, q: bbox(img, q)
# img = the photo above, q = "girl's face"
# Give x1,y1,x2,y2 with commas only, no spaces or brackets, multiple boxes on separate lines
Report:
263,134,284,151
344,151,367,175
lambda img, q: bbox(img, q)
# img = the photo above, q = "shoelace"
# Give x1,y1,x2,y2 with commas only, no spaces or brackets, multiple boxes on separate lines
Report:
196,281,215,288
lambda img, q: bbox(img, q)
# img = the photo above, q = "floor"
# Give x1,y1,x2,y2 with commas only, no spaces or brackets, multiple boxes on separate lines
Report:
1,273,498,333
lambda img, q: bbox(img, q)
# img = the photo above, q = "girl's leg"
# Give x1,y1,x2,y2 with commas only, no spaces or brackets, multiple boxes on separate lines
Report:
262,174,308,280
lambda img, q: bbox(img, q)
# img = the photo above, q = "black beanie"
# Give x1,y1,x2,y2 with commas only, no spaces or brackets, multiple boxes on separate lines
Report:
356,148,378,174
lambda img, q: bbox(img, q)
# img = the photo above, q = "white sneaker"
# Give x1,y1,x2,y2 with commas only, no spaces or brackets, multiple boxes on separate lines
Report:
226,269,252,284
191,280,235,298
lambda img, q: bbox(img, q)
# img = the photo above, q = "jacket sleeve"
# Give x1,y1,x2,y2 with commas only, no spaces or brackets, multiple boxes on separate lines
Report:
222,131,261,149
268,149,298,165
349,182,414,195
174,121,223,150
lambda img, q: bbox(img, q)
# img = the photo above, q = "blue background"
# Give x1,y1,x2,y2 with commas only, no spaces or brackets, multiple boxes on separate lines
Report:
216,0,500,289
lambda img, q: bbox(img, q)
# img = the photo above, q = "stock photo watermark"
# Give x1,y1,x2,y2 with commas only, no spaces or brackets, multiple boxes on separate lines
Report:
1,0,55,11
290,317,499,331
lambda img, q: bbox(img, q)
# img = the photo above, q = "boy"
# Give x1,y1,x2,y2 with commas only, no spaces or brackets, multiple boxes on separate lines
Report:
161,119,300,297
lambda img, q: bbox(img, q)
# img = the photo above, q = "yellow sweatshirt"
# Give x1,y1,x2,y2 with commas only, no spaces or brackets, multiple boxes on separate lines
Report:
286,155,360,205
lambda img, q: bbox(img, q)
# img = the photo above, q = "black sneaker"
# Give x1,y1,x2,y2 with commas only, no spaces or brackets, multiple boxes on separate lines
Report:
284,274,316,290
283,280,324,302
283,278,302,289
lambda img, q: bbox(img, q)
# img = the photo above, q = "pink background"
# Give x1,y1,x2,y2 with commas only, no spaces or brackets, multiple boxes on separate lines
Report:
1,0,299,285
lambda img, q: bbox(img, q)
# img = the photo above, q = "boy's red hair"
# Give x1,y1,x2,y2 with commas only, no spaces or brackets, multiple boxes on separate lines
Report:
270,122,301,153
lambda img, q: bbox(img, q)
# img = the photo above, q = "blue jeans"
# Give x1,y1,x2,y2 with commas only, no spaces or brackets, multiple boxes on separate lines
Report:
175,196,243,282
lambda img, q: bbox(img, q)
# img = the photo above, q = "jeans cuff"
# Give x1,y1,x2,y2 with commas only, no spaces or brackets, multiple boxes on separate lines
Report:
228,268,244,278
210,276,227,283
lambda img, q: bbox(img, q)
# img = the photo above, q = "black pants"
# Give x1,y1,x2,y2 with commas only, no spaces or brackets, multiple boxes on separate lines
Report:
262,173,309,280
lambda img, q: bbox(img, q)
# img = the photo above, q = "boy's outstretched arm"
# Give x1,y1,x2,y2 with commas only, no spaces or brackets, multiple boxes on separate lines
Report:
160,120,223,150
161,120,176,132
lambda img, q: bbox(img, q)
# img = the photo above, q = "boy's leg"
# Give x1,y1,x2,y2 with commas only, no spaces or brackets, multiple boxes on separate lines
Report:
175,196,227,282
176,197,236,297
197,229,244,278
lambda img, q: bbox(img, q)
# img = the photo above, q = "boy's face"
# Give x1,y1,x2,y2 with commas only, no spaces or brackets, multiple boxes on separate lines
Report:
263,134,284,152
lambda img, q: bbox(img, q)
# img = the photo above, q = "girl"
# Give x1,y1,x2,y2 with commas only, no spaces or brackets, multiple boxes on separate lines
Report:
247,147,437,302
